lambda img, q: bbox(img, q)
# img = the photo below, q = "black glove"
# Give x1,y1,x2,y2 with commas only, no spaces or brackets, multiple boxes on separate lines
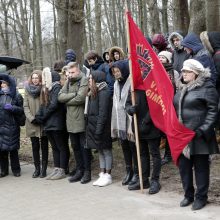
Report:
34,115,44,124
31,119,38,124
195,129,203,138
126,105,137,115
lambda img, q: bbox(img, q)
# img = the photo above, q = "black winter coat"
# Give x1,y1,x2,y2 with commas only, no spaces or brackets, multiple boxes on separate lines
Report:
86,86,112,150
0,75,24,151
126,90,161,140
36,83,66,131
174,71,219,155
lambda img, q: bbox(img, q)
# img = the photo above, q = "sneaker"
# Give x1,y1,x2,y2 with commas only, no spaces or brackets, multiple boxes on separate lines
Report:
98,173,112,187
92,172,105,186
50,168,66,180
46,168,59,180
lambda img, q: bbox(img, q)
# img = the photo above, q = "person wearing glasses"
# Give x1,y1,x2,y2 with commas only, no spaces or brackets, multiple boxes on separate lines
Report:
174,59,219,210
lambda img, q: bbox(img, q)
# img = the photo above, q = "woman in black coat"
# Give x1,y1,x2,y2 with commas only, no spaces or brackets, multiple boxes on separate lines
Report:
174,59,219,210
35,68,69,180
0,73,24,177
85,70,113,187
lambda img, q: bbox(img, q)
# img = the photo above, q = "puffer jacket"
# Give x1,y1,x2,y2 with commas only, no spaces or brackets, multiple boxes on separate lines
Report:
174,68,219,155
0,74,24,151
86,71,112,150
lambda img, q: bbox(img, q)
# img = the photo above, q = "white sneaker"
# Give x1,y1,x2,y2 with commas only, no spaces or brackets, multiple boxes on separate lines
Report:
98,173,112,187
92,172,105,186
46,168,59,180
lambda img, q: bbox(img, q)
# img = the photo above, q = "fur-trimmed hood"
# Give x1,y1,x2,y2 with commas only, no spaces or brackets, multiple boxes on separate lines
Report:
168,31,184,50
177,67,211,91
109,46,125,62
0,73,17,98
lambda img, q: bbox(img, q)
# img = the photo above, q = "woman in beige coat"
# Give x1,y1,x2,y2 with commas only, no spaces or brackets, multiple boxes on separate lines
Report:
23,70,48,178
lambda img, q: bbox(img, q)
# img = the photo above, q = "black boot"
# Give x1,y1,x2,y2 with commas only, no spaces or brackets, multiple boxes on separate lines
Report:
40,161,47,178
68,170,84,183
80,171,91,184
128,177,150,190
122,167,133,185
32,164,40,178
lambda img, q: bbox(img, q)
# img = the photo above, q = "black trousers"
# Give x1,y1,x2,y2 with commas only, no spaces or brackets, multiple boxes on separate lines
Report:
31,136,48,166
120,139,138,172
46,130,69,170
0,149,20,174
69,132,91,171
179,154,210,201
140,138,161,181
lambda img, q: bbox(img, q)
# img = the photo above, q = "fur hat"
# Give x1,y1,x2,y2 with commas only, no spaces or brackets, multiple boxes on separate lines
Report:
181,59,204,75
158,51,172,63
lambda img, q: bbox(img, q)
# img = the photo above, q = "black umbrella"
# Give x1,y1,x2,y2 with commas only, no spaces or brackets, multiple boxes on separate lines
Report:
0,56,30,69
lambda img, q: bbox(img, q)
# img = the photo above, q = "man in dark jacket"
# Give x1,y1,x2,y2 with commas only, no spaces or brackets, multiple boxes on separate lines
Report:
85,50,114,96
181,32,217,85
168,31,190,73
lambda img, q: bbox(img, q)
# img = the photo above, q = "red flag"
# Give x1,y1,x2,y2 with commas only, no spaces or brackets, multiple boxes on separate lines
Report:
127,12,195,165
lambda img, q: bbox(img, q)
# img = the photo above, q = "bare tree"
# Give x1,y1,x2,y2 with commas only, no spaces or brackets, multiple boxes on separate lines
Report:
161,0,168,34
206,0,220,31
188,0,206,34
172,0,189,35
95,0,102,54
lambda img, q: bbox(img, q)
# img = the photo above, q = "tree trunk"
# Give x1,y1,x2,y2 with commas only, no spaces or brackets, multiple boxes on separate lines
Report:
147,0,161,35
67,0,85,64
35,0,43,68
95,0,102,54
53,0,59,60
172,0,189,35
137,0,144,32
206,0,220,31
55,0,68,60
161,0,169,34
188,0,206,34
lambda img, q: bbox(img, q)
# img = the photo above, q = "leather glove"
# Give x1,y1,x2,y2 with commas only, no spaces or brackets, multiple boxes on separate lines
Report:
4,103,13,111
31,118,40,125
195,129,203,138
126,105,137,115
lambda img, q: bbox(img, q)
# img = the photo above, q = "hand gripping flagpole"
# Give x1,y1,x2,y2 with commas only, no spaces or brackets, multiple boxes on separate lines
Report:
125,7,144,193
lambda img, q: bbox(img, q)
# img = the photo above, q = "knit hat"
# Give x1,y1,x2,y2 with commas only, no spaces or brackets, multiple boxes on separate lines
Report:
158,51,172,63
181,59,204,75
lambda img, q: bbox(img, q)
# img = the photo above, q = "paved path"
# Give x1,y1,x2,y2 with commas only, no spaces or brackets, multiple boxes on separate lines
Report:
0,162,219,220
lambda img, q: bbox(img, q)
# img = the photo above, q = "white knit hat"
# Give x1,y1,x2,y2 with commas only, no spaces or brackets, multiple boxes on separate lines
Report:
181,59,204,75
158,51,172,63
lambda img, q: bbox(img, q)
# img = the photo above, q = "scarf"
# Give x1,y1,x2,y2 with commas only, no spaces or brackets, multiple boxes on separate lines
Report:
25,84,41,98
111,78,135,142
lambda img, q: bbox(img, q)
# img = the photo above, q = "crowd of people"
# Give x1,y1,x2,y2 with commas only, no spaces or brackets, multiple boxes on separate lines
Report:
0,30,220,211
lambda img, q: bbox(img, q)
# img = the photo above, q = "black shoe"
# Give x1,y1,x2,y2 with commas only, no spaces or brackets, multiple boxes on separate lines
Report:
191,199,207,210
128,179,150,190
68,170,83,183
13,172,21,177
161,156,172,166
148,180,161,194
69,169,76,176
32,168,40,178
122,169,133,185
128,173,139,186
80,171,91,184
180,197,194,207
0,171,9,178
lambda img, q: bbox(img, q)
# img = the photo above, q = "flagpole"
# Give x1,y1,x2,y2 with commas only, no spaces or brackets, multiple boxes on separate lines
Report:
125,6,144,193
